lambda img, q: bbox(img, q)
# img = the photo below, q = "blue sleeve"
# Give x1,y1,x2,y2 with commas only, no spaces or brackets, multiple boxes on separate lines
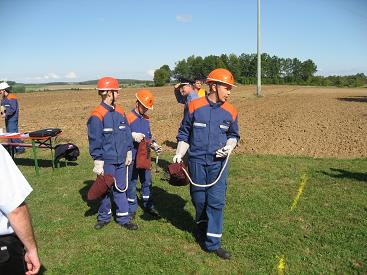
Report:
186,92,199,104
87,116,103,160
148,121,152,140
177,105,192,143
228,115,240,141
3,98,17,117
126,118,133,151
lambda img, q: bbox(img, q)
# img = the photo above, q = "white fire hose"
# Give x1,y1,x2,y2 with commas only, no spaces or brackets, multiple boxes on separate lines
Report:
181,151,231,188
114,164,129,193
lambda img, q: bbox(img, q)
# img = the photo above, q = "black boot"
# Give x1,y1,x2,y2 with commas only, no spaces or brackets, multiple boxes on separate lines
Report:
145,207,161,219
120,222,138,230
212,247,231,260
94,221,109,230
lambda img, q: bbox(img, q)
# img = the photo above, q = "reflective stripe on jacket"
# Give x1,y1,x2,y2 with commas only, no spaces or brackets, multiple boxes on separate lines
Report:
177,96,240,164
87,102,133,164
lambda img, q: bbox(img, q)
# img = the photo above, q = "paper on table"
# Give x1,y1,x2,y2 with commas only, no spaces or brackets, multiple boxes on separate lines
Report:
0,132,20,137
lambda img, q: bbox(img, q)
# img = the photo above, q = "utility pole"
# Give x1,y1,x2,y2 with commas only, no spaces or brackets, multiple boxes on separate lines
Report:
257,0,262,96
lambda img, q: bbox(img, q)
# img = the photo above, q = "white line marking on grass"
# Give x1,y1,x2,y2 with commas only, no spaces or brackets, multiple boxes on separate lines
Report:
290,174,308,211
277,256,285,275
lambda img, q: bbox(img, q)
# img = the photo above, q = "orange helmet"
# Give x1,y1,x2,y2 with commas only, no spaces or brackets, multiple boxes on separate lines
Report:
206,68,236,87
136,89,154,110
96,77,120,91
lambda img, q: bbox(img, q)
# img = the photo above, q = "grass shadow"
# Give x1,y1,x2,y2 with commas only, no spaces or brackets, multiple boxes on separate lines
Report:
79,180,102,217
320,168,367,182
150,186,195,234
337,96,367,103
55,161,78,167
14,158,54,168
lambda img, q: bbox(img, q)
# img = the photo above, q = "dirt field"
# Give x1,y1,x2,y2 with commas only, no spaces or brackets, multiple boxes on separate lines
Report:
5,85,367,159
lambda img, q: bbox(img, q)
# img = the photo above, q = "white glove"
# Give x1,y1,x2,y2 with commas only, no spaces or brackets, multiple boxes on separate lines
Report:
173,141,189,163
132,132,145,143
93,160,104,175
125,150,132,166
0,105,6,115
151,140,162,153
215,138,237,158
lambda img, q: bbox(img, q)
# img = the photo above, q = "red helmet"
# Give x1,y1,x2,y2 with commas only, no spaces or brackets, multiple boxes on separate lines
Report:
136,89,154,110
96,77,120,91
206,68,236,87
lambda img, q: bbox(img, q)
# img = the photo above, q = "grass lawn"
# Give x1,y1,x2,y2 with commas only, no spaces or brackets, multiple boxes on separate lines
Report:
15,149,367,274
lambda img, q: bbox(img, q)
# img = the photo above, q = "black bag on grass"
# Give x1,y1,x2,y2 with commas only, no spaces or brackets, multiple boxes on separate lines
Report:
29,128,62,138
54,143,80,162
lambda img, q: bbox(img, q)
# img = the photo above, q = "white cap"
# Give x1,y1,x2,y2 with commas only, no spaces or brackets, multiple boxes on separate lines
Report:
0,82,10,90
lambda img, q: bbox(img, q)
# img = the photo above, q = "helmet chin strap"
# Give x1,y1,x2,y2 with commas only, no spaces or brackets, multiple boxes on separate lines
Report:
214,83,220,103
136,102,144,115
111,90,115,106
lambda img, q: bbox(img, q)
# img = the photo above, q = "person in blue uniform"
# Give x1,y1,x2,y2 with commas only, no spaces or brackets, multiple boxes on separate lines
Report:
174,68,240,260
126,89,162,219
0,82,25,154
87,76,138,230
174,78,199,105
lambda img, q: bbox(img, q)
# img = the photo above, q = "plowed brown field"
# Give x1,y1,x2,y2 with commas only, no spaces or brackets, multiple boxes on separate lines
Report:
5,85,367,159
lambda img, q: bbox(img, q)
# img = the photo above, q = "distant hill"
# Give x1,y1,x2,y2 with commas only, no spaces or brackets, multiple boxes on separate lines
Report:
2,79,154,93
78,79,153,85
9,79,153,86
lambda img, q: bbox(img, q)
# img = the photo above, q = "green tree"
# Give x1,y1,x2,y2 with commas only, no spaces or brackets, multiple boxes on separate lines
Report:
173,59,190,80
154,68,170,87
301,59,317,82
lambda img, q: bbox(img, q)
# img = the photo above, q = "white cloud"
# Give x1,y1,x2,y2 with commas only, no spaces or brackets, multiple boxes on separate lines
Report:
176,15,192,23
28,73,60,81
65,72,77,79
147,69,155,77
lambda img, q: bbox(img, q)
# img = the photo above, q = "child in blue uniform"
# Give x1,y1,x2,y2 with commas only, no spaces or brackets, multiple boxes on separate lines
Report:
174,69,240,260
87,77,138,230
126,89,162,219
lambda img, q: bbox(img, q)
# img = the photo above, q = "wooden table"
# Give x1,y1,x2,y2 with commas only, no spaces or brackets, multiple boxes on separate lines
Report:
0,132,62,176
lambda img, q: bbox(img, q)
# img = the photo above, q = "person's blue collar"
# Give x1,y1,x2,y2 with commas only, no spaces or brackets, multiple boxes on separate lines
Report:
132,108,143,118
101,101,115,111
205,95,223,108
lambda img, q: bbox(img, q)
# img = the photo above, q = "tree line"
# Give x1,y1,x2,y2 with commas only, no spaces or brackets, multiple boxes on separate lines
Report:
154,53,367,88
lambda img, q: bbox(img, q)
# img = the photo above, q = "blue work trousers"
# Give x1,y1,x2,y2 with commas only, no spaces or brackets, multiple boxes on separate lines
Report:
5,119,22,145
127,161,152,215
97,163,130,224
189,160,229,251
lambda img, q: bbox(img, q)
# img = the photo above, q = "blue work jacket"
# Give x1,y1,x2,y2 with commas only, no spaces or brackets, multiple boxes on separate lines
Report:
126,109,152,160
87,102,133,165
177,96,240,164
1,94,19,122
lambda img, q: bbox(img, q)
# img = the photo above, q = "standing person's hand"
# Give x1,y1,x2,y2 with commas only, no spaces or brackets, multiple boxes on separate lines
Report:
25,249,41,275
173,141,189,163
93,160,104,175
151,140,162,153
132,132,145,143
215,138,237,158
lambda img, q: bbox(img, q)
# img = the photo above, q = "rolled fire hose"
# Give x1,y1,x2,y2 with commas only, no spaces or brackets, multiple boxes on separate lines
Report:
181,151,232,188
113,163,130,193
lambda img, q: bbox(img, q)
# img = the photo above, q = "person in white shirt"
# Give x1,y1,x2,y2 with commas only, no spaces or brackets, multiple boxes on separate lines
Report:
0,145,41,275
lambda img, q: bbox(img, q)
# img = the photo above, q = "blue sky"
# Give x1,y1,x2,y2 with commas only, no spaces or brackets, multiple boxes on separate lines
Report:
0,0,366,83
